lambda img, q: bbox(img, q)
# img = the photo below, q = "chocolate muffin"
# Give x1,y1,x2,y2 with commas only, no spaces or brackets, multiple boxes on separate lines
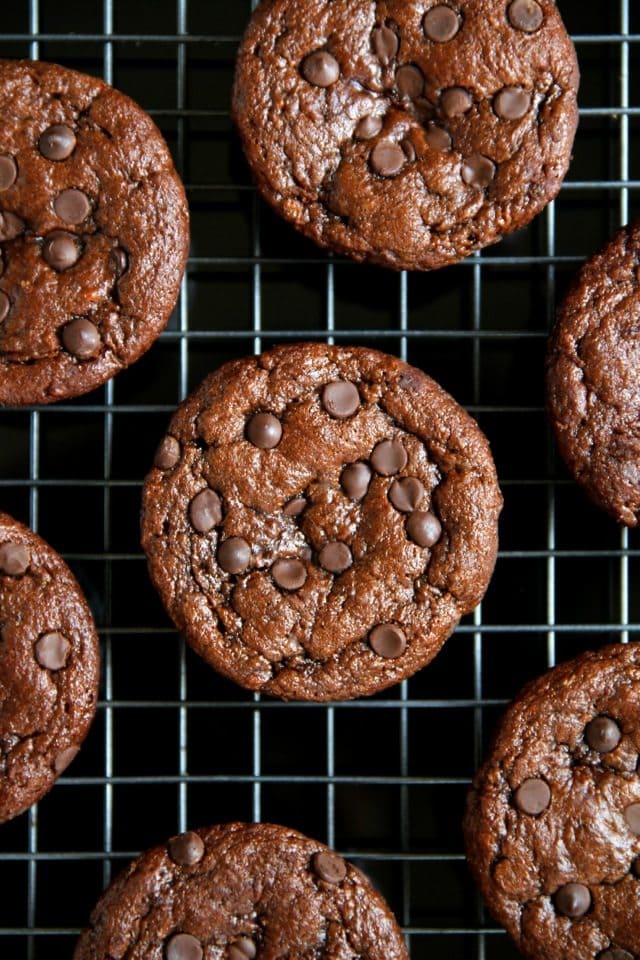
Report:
0,58,189,406
465,642,640,960
232,0,579,271
0,512,100,824
141,343,502,701
74,821,409,960
547,221,640,526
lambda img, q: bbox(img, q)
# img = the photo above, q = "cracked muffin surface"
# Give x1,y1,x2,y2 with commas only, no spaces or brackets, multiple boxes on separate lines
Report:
0,58,189,405
0,511,100,823
73,821,409,960
232,0,579,271
465,643,640,960
547,221,640,527
141,343,502,701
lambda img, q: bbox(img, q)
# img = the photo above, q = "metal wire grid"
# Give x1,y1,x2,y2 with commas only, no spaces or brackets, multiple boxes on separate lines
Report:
0,1,638,958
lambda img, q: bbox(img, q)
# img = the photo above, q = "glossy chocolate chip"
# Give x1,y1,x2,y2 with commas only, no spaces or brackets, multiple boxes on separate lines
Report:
389,477,425,512
425,124,452,151
554,883,591,919
625,803,640,835
0,156,17,191
0,291,10,322
165,933,203,960
369,624,407,659
341,462,372,500
232,939,256,960
0,211,25,241
43,231,81,271
462,155,496,189
189,489,222,533
54,188,91,224
218,537,251,574
322,380,360,418
61,318,101,359
38,124,76,160
585,716,621,753
441,87,472,117
246,413,282,449
406,510,442,547
494,86,531,120
35,632,71,671
302,50,340,87
312,850,347,883
401,139,416,162
423,6,461,42
370,141,406,177
508,0,544,32
319,542,352,574
396,64,424,99
372,25,399,65
600,950,634,960
168,831,205,866
272,558,307,590
0,542,30,576
371,439,408,475
284,496,306,517
229,948,250,960
154,436,181,471
633,857,640,877
53,744,79,774
112,246,129,277
514,778,551,815
355,115,383,140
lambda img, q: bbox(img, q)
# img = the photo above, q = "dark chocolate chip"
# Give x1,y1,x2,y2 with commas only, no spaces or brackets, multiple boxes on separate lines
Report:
38,124,77,160
154,436,181,471
423,6,461,42
0,291,10,322
229,948,250,960
389,477,425,512
514,778,551,815
112,247,129,277
272,558,307,590
625,803,640,835
61,318,101,359
43,231,81,271
246,413,282,449
312,850,347,883
494,86,531,120
554,883,591,918
232,939,256,960
322,380,360,418
302,51,340,87
168,831,205,866
585,716,621,753
319,542,353,574
372,25,399,65
369,623,407,659
0,211,25,241
0,542,30,576
218,537,251,574
441,87,472,117
341,462,372,500
284,497,306,517
425,125,452,151
507,0,544,32
0,155,17,192
34,631,71,671
401,139,416,162
370,141,406,178
53,744,79,774
633,857,640,877
396,64,424,99
371,439,408,475
600,950,634,960
355,115,383,140
406,510,442,547
165,933,203,960
189,489,222,533
54,188,91,224
461,154,496,189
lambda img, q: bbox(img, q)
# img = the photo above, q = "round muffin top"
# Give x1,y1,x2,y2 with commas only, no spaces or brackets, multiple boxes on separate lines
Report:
142,343,502,701
232,0,579,271
0,512,100,824
0,58,189,406
74,822,409,960
465,643,640,960
547,221,640,527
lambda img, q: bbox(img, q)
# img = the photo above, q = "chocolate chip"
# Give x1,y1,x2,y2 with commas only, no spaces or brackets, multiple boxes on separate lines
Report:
322,380,360,418
514,778,551,815
494,86,531,120
585,716,621,753
61,318,101,359
272,558,307,590
600,950,634,960
35,631,71,671
38,124,77,160
165,933,203,960
312,850,347,883
155,436,181,471
284,497,306,517
0,211,25,241
461,155,496,189
370,141,406,178
189,489,222,533
341,462,372,500
229,948,250,960
54,188,91,224
554,883,591,919
0,156,17,191
425,125,452,151
112,247,129,277
0,291,10,322
507,0,544,32
218,537,251,574
53,744,79,774
168,831,205,866
372,25,399,65
355,115,383,140
401,139,416,162
301,50,340,87
396,64,424,99
319,542,353,574
633,857,640,877
423,6,461,42
369,624,407,659
0,542,30,575
43,231,81,271
406,510,442,547
371,439,408,475
625,803,640,835
232,939,256,960
246,413,282,449
441,87,472,117
389,477,425,512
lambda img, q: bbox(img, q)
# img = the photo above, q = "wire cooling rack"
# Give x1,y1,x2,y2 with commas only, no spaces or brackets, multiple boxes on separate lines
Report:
0,1,639,958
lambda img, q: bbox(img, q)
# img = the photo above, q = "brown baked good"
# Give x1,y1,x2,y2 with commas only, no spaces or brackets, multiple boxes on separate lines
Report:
141,343,502,701
0,58,189,406
232,0,579,271
0,512,100,824
464,642,640,960
73,821,409,960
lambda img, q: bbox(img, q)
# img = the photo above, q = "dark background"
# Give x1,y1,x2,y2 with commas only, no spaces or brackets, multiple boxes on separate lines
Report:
0,0,639,957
